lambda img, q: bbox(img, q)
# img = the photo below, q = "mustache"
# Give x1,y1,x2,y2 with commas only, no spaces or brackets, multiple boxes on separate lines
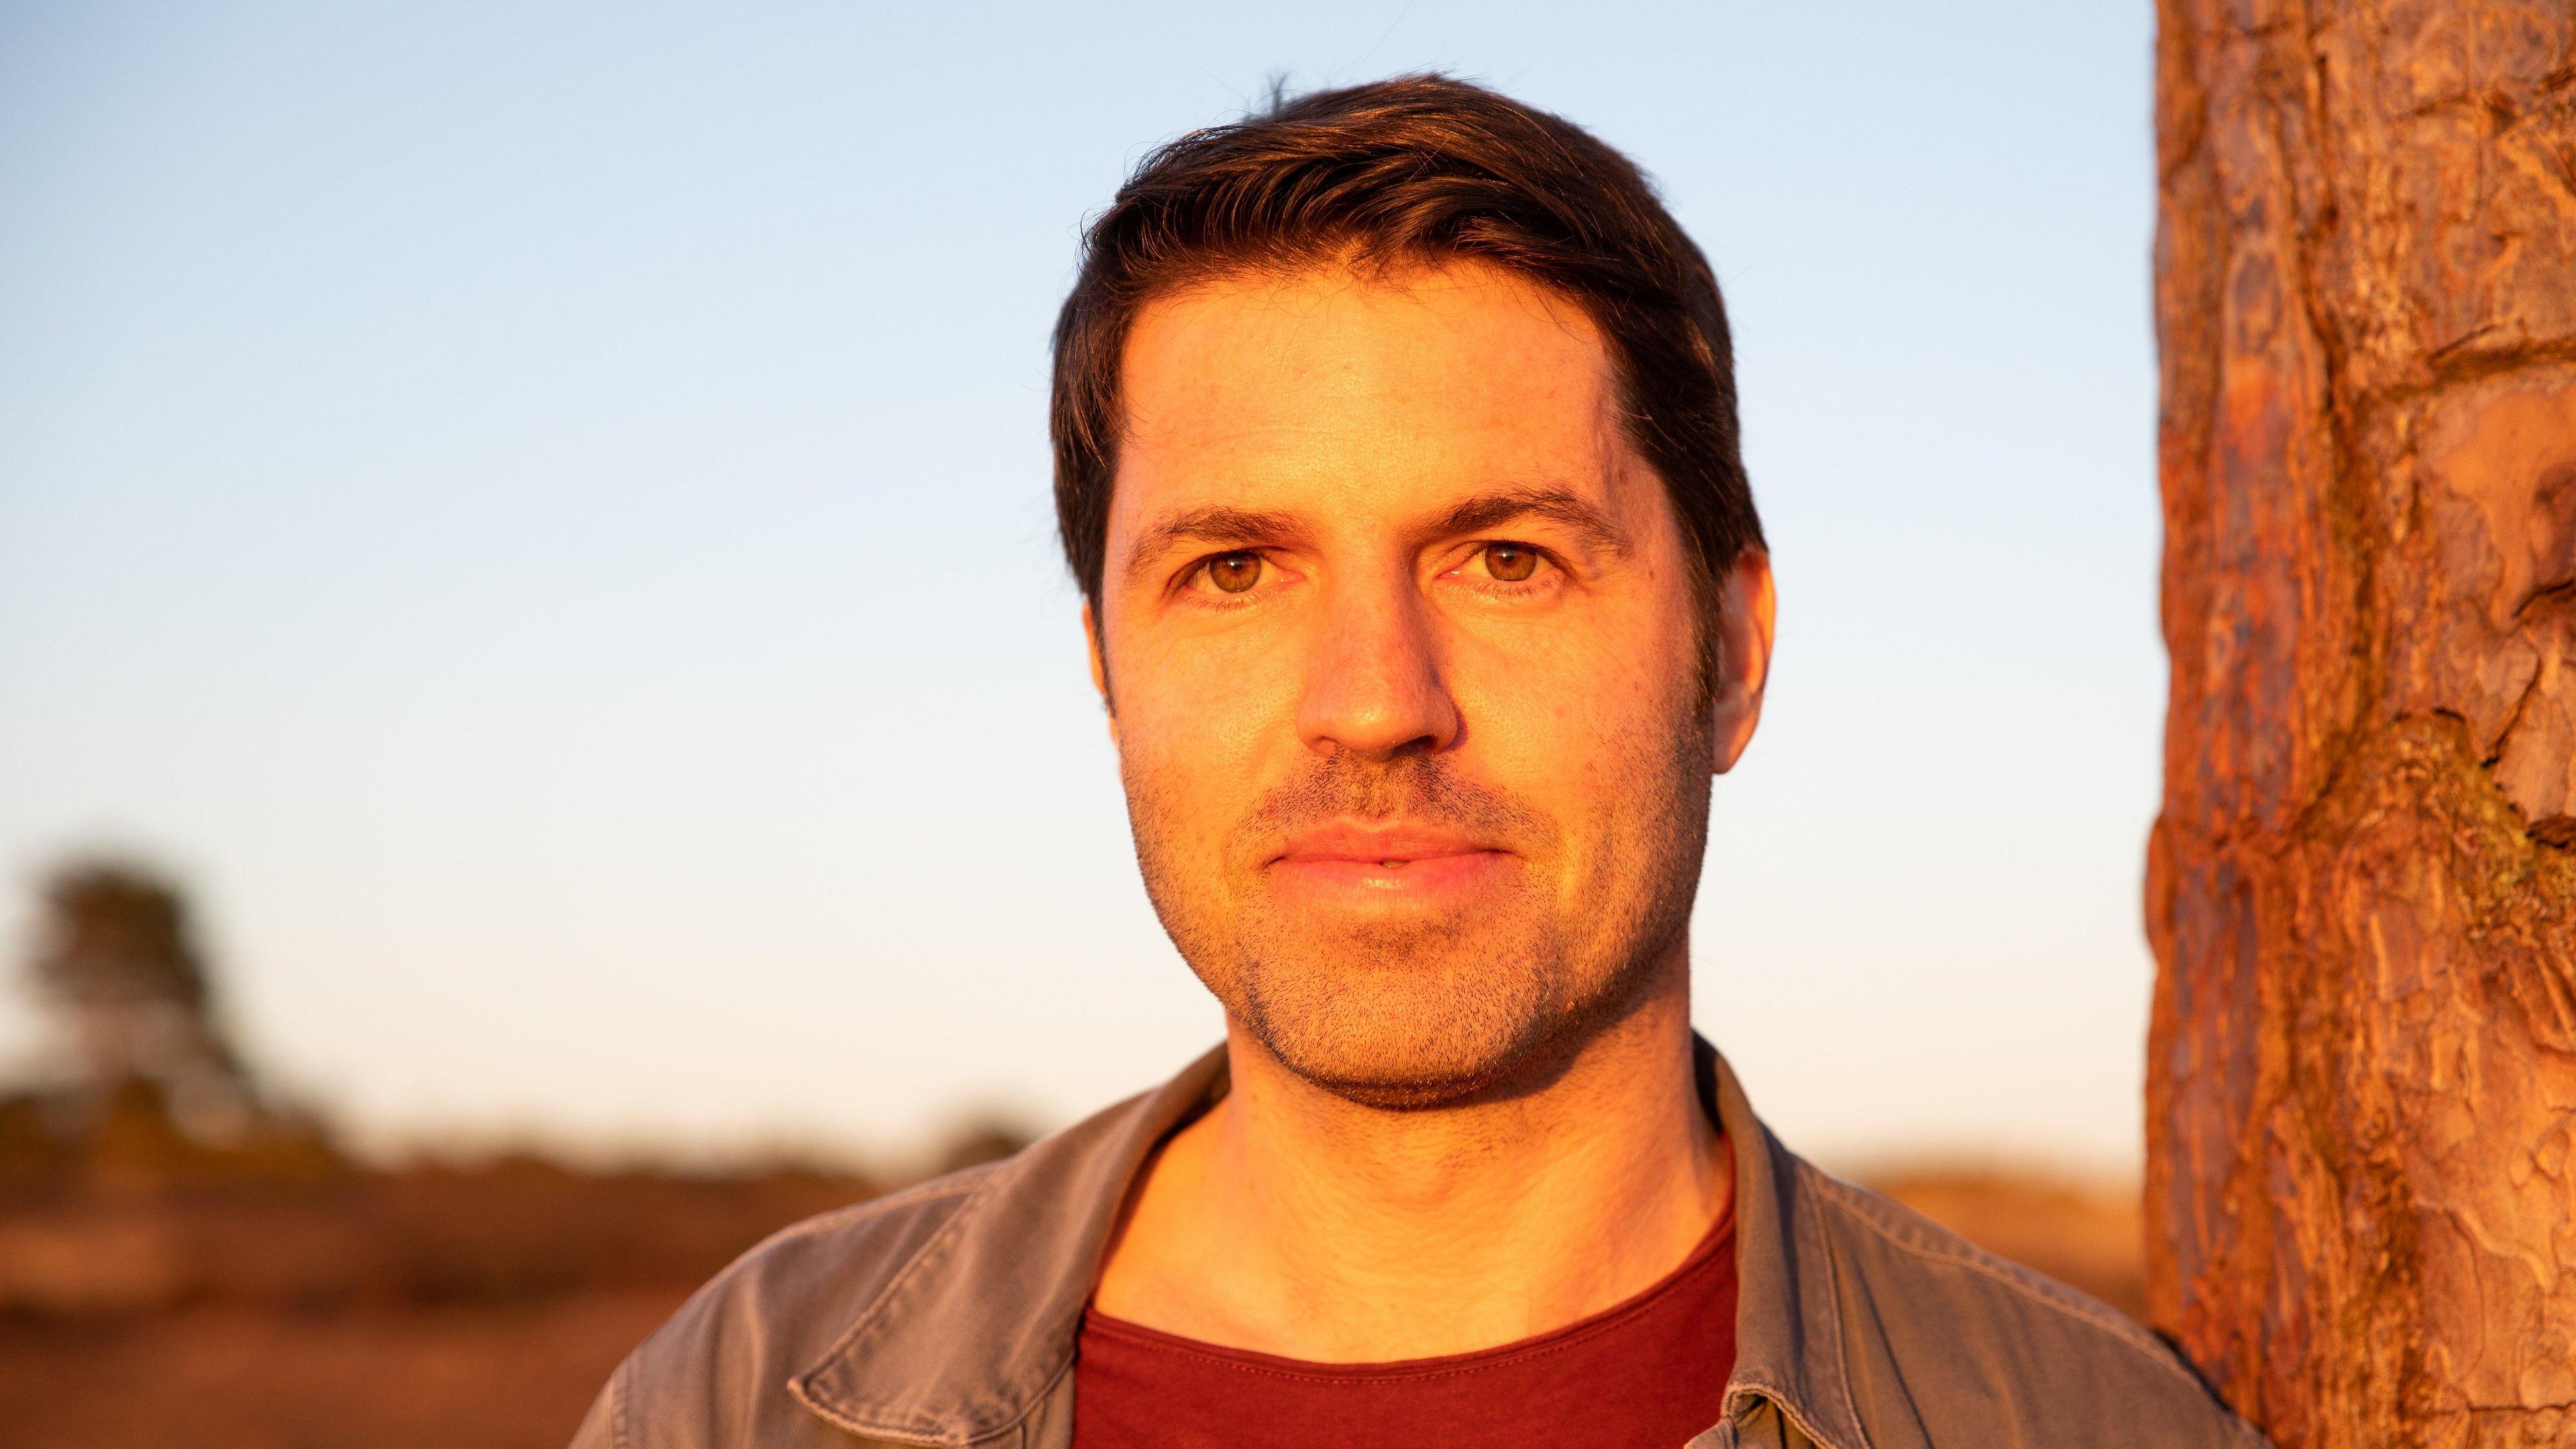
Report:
1245,752,1546,843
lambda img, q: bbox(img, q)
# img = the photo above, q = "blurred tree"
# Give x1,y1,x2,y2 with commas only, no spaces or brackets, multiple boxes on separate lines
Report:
25,861,258,1142
2149,3,2576,1446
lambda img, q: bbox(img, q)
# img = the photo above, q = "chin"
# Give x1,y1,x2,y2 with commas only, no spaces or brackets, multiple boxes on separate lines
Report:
1230,930,1599,1109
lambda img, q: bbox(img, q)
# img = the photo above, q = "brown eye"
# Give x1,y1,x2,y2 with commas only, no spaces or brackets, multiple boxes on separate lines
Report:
1483,543,1539,582
1204,552,1264,594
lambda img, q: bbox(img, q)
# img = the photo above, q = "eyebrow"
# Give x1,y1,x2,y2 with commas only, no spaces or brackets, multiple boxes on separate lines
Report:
1120,485,1631,586
1430,486,1631,558
1122,506,1307,585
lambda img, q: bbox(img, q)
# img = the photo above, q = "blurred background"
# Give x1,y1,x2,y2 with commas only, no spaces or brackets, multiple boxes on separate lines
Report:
2,2,2163,1443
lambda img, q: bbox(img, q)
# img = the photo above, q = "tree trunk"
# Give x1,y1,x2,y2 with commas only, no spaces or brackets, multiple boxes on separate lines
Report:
2147,4,2576,1446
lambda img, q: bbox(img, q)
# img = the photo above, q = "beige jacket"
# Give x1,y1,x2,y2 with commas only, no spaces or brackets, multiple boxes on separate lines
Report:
573,1043,2266,1448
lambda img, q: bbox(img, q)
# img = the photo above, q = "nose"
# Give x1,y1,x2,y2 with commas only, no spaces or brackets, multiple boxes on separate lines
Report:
1294,576,1462,760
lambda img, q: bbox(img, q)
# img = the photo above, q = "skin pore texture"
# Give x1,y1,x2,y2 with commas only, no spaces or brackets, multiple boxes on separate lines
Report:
1085,260,1776,1362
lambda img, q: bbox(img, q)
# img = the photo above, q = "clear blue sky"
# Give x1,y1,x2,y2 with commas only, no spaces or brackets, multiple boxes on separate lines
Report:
0,1,2165,1171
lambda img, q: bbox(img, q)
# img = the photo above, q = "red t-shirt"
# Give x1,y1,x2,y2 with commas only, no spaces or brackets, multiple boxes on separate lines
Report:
1069,1208,1737,1449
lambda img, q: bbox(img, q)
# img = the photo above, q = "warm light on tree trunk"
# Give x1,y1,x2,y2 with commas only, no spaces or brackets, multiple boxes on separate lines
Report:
2147,3,2576,1446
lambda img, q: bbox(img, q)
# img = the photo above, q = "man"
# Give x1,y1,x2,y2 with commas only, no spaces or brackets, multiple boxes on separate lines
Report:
575,77,2263,1449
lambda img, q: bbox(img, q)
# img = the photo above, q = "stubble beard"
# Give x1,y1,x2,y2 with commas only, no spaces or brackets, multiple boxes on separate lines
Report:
1126,715,1714,1111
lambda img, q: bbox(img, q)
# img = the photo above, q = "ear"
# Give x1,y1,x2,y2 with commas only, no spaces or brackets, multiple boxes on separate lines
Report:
1083,600,1119,741
1707,549,1776,775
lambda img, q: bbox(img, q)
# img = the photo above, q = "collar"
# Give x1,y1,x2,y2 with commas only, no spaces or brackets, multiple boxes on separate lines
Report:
1699,1038,1870,1449
792,1039,1864,1449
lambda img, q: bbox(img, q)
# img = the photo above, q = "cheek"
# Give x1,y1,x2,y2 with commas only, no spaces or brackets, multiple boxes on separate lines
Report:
1112,629,1303,830
1445,602,1703,888
1453,603,1697,759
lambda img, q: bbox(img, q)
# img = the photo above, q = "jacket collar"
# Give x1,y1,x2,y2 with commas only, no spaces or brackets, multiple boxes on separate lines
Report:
792,1046,1233,1445
1700,1039,1870,1449
794,1040,1864,1449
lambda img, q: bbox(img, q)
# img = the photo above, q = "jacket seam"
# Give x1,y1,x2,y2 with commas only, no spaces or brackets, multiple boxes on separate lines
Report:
1730,1373,1859,1449
994,1352,1078,1447
786,1379,937,1448
789,1173,1000,1442
799,1341,1069,1448
610,1354,633,1449
1803,1175,1876,1449
1803,1169,2218,1400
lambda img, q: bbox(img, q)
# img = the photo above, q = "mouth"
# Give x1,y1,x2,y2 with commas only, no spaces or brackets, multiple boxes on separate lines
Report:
1265,822,1515,901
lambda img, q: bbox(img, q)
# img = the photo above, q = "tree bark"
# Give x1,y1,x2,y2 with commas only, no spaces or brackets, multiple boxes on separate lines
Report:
2147,3,2576,1446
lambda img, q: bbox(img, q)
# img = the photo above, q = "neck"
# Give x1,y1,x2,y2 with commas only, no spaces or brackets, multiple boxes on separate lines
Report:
1089,951,1729,1361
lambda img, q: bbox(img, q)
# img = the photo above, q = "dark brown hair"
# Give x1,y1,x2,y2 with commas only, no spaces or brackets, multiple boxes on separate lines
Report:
1051,74,1762,658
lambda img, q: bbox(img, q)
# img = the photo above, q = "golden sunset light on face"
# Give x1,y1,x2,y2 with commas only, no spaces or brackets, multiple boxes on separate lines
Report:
13,2,2445,1443
1096,261,1745,1101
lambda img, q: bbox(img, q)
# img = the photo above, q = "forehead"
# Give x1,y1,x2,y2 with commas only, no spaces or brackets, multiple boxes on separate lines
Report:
1111,261,1634,535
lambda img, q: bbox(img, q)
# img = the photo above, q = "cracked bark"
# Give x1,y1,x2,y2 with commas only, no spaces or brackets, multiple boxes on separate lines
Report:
2149,3,2576,1446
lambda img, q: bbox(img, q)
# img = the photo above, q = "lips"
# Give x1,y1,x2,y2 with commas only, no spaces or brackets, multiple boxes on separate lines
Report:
1271,822,1501,865
1265,822,1514,902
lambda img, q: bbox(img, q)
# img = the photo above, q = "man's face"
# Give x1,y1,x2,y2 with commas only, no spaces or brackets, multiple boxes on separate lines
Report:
1093,260,1761,1106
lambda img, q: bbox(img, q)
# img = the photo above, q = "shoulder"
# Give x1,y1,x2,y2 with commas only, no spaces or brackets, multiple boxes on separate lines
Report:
1788,1161,2267,1449
570,1051,1226,1449
571,1165,1004,1449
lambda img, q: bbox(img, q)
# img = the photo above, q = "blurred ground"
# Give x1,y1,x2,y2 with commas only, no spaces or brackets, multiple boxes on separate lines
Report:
2,1291,684,1448
0,1156,884,1448
1866,1163,2147,1320
0,1135,2144,1448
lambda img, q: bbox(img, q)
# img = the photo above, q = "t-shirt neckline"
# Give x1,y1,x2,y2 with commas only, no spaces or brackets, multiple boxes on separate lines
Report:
1079,1200,1737,1382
